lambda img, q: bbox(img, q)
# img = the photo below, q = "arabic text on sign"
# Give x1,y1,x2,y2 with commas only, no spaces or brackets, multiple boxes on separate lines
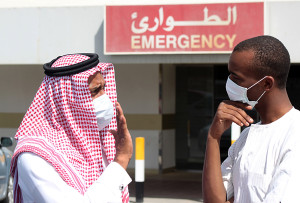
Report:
131,6,237,34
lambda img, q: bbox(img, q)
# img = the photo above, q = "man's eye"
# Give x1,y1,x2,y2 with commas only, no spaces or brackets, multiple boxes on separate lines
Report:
91,84,105,95
230,75,240,82
97,84,106,91
90,88,100,95
91,90,97,94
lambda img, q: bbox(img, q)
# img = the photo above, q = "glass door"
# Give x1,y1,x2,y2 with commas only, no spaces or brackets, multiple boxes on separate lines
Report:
175,65,236,169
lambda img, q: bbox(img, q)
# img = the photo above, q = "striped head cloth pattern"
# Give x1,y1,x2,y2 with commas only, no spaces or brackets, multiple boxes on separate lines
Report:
10,54,129,202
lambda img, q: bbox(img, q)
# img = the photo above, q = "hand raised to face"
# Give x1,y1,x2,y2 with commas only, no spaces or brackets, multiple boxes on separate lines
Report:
209,100,254,140
109,102,133,169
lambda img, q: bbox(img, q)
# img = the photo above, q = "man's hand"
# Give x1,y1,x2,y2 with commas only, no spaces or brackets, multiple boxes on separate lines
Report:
110,102,133,170
209,100,254,140
202,100,253,203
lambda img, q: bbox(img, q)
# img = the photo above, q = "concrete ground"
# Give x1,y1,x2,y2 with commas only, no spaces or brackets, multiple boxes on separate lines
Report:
128,170,204,203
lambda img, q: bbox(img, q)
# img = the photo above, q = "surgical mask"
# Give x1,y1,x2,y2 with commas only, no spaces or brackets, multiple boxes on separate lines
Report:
226,76,267,108
93,94,114,131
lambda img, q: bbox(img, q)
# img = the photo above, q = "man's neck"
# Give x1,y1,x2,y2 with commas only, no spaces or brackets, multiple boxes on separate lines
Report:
256,89,293,124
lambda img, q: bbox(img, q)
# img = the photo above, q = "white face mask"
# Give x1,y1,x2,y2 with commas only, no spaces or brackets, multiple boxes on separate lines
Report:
226,76,267,108
93,94,114,131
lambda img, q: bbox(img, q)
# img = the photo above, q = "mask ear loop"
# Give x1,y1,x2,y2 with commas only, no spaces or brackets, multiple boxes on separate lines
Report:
255,90,266,102
246,76,268,90
247,76,268,106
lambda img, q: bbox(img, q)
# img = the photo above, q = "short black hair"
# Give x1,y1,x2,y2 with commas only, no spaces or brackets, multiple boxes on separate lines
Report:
233,35,290,89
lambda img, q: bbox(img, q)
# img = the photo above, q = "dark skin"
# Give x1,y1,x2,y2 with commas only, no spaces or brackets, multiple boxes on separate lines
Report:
202,50,293,203
88,72,133,170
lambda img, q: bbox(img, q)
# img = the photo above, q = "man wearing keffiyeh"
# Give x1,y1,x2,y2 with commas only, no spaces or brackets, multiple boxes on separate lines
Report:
10,53,132,203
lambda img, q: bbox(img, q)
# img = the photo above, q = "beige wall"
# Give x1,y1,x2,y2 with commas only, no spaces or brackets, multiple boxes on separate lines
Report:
0,65,44,113
115,63,176,171
162,64,176,114
114,64,159,114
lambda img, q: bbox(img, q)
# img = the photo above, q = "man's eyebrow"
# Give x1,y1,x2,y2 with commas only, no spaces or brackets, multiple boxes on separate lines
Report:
229,71,239,77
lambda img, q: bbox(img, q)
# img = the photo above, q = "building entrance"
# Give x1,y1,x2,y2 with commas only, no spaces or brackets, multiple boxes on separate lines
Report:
175,64,257,170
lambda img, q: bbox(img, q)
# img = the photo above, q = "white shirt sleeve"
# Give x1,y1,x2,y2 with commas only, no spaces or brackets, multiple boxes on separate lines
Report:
17,152,131,203
221,142,235,200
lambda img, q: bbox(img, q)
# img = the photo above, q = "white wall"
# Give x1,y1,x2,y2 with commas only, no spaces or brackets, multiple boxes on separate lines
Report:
128,130,159,170
115,63,176,171
0,7,103,64
114,64,163,171
267,1,300,62
114,64,159,114
1,0,292,8
0,65,44,113
3,1,300,64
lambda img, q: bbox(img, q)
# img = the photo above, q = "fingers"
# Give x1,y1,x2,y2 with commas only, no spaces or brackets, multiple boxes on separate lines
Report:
209,100,254,140
223,111,250,127
115,102,128,131
115,102,124,117
225,105,253,126
112,102,133,169
225,100,253,111
219,101,254,127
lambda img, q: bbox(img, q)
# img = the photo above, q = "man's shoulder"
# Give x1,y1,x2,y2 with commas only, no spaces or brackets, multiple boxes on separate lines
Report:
280,108,300,144
287,107,300,123
232,127,251,147
240,126,251,137
291,107,300,115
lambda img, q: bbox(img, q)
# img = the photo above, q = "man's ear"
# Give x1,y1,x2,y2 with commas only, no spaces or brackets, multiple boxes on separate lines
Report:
264,76,274,91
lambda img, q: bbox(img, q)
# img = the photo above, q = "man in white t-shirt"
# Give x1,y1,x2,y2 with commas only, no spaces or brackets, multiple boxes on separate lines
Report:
202,36,300,202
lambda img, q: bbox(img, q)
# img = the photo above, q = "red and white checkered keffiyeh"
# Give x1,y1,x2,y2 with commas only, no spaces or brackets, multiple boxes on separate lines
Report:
10,54,129,202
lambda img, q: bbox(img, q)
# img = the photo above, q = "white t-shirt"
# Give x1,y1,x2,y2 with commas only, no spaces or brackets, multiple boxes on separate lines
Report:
221,108,300,203
16,152,131,203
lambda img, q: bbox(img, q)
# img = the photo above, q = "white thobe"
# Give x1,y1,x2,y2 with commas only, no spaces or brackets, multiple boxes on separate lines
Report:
16,152,131,203
221,108,300,203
